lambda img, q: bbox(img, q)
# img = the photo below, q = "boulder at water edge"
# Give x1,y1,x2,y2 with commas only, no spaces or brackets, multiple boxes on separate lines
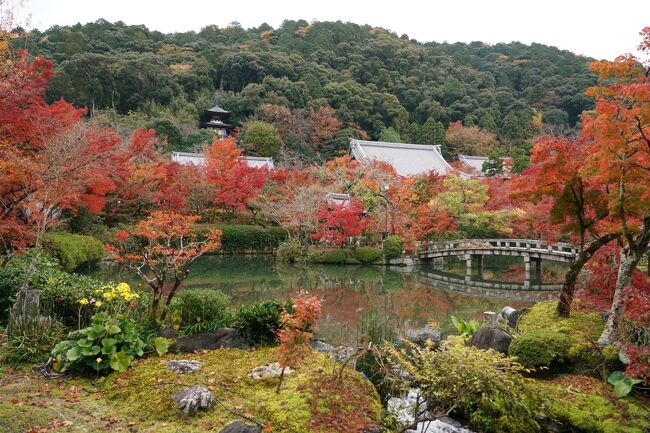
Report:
467,325,513,354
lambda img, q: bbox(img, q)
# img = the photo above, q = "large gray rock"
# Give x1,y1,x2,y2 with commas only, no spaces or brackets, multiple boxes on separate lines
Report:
172,386,215,415
169,328,249,353
248,362,294,380
218,421,261,433
167,360,202,374
467,325,513,354
405,325,442,347
310,340,357,364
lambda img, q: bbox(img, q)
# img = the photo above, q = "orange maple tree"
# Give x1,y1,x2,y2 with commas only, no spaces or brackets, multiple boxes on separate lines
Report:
276,291,321,392
105,211,222,321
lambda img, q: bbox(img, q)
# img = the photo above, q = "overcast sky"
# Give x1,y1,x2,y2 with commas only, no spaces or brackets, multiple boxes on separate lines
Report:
22,0,649,60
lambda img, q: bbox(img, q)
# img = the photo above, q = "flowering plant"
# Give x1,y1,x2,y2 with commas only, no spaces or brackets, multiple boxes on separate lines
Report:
52,282,156,375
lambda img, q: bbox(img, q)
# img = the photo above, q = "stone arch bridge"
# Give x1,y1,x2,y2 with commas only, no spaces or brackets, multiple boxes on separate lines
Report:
417,239,577,289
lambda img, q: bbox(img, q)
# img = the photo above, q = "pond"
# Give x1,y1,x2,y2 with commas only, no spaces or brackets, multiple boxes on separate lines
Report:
84,255,568,346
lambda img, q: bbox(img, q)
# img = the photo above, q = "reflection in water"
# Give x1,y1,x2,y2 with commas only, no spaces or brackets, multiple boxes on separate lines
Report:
85,255,565,345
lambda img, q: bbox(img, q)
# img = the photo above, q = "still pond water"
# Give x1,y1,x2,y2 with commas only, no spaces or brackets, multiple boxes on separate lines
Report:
85,255,568,345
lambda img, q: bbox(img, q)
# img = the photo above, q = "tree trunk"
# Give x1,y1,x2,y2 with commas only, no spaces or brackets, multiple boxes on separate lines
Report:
597,250,638,345
150,290,162,323
556,233,619,317
598,217,650,345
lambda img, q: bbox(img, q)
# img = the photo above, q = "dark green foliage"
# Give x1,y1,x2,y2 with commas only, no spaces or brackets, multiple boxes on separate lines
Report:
235,300,292,346
354,247,383,264
383,235,404,261
171,289,233,334
0,255,105,328
3,316,65,363
243,121,284,157
310,249,349,264
51,311,146,374
43,231,105,272
276,239,304,263
198,224,288,253
20,19,594,162
509,330,572,369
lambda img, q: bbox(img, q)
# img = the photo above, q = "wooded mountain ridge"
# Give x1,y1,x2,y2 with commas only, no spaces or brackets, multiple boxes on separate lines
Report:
12,19,596,162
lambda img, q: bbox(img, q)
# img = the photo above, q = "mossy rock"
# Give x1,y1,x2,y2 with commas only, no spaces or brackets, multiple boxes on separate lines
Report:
512,301,615,373
102,347,382,432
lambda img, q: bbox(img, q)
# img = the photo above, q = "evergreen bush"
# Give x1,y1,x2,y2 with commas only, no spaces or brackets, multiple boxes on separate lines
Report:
44,231,105,272
170,289,233,334
383,235,404,261
354,247,383,264
235,300,292,346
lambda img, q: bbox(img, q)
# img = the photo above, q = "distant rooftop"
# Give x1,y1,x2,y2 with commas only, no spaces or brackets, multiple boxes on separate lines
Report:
349,139,462,177
170,151,274,170
204,104,230,115
458,154,489,175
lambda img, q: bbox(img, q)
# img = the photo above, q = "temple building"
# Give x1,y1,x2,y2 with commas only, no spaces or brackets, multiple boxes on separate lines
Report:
201,103,236,138
170,151,274,170
458,154,489,176
349,139,465,177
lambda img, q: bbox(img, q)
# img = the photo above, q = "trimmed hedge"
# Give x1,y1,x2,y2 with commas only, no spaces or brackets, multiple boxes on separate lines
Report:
354,247,383,264
198,224,288,253
44,231,105,272
235,300,292,346
309,249,351,264
383,235,404,261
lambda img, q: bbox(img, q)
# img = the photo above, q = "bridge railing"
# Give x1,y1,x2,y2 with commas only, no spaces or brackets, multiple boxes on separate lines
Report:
417,239,577,256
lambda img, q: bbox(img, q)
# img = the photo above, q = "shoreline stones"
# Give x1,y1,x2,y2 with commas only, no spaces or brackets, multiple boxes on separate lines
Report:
172,386,215,415
467,325,513,354
248,362,294,380
167,359,202,374
387,388,476,433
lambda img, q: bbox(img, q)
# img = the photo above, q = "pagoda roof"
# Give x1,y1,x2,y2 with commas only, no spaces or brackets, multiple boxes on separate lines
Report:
204,119,233,128
205,104,230,115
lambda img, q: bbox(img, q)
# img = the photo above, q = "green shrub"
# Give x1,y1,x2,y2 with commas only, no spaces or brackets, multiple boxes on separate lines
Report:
235,300,291,346
276,238,304,263
44,231,105,272
354,247,383,264
0,264,23,322
451,315,481,337
386,339,544,433
198,224,288,253
383,235,404,261
310,249,349,264
509,330,573,369
0,255,104,327
170,289,233,334
3,315,65,363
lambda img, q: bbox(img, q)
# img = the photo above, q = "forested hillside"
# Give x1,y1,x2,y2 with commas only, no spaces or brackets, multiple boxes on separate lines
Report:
13,19,596,162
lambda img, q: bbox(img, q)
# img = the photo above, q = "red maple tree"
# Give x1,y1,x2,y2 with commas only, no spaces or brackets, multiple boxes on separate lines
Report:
105,211,222,322
312,198,370,246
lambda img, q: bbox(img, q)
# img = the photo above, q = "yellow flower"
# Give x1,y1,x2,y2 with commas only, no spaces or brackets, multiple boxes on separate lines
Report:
94,301,103,308
78,298,89,305
96,357,102,363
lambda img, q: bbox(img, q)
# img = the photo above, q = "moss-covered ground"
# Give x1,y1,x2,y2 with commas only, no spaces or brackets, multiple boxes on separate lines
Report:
541,374,650,433
0,348,381,433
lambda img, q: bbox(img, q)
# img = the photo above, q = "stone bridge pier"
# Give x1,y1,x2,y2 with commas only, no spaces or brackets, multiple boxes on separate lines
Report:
465,253,543,288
